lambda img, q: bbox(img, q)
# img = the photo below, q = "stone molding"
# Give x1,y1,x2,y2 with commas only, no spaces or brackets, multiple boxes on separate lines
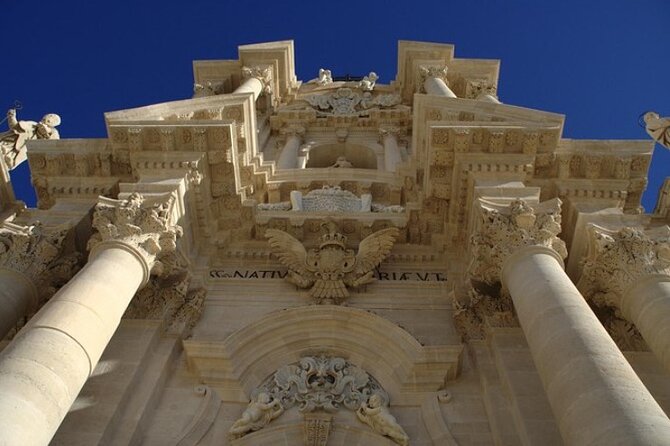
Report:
579,225,670,309
469,198,567,285
88,192,182,285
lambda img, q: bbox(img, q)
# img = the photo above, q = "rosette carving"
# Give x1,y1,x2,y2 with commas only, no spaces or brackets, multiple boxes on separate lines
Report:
88,192,182,279
469,198,567,285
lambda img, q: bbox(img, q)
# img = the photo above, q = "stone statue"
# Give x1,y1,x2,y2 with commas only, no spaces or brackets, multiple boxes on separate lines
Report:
309,68,333,86
356,394,409,446
229,392,284,439
330,156,352,168
359,72,378,91
0,109,60,169
265,222,399,303
643,111,670,149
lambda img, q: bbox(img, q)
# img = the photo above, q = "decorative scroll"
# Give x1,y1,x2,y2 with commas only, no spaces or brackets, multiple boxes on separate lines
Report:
265,221,399,303
305,88,400,116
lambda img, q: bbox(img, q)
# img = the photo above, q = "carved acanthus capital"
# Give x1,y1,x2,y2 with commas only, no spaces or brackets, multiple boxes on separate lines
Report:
416,65,449,93
0,222,79,301
378,125,403,142
88,192,183,283
280,124,306,139
242,65,273,94
469,198,567,285
579,225,670,308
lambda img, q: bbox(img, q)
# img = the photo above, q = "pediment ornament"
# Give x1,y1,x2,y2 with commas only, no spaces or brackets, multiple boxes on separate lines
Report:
305,88,401,116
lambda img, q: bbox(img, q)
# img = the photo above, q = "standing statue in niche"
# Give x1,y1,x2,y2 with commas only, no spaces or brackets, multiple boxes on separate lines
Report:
356,394,409,446
229,392,284,439
0,108,60,169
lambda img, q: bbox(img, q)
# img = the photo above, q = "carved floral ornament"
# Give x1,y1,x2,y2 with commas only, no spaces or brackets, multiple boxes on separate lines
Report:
87,192,183,281
241,65,273,94
578,225,670,308
468,198,567,285
265,221,399,303
230,355,409,445
304,88,401,116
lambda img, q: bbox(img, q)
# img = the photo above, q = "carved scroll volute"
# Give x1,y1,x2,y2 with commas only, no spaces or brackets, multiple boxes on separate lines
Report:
87,192,183,286
578,225,670,309
468,198,567,286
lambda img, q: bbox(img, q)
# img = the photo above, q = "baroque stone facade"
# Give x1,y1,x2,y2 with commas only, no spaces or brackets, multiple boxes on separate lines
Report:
1,40,670,446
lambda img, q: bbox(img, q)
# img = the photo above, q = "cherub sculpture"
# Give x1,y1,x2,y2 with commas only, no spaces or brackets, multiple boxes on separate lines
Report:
644,111,670,149
356,394,409,446
0,108,60,169
229,392,284,439
265,221,399,303
359,72,378,91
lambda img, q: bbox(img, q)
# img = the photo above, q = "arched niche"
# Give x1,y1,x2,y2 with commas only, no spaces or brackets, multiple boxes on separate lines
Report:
183,305,462,403
305,142,379,169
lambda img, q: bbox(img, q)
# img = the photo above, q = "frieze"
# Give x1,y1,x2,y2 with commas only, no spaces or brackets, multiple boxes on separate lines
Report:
209,268,446,282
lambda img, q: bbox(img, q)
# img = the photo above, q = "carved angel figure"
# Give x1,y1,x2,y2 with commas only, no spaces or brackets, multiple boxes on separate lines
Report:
309,68,333,85
229,392,284,439
265,222,399,303
644,111,670,149
356,394,409,446
359,72,378,91
0,108,60,169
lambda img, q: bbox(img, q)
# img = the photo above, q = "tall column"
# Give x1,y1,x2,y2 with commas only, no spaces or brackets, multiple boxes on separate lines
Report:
0,193,181,445
236,65,273,101
276,126,305,170
379,126,402,172
417,65,457,98
470,198,670,446
0,222,73,339
580,225,670,372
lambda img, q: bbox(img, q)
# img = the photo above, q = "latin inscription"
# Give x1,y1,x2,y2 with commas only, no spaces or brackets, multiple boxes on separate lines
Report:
209,269,446,281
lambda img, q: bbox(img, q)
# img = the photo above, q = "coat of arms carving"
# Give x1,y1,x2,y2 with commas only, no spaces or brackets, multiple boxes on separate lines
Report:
265,222,399,303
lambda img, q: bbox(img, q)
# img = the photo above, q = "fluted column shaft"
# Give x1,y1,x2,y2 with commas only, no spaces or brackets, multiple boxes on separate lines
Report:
622,275,670,371
503,246,670,445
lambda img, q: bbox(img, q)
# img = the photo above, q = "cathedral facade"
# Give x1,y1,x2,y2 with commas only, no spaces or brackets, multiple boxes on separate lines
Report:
1,40,670,445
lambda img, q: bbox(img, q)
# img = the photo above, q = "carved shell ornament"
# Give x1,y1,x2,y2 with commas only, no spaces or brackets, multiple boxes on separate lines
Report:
265,221,399,303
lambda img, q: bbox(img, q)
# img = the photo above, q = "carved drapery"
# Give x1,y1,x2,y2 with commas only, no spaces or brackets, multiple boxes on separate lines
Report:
88,192,182,282
468,198,567,285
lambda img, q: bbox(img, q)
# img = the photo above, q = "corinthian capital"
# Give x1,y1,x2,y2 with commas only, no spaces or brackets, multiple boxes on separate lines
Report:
242,65,273,94
579,225,670,308
469,198,567,285
416,65,449,93
88,192,182,281
0,221,69,278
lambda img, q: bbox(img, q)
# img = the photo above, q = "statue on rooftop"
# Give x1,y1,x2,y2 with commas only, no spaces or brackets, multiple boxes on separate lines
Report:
359,72,378,91
0,108,60,169
643,111,670,150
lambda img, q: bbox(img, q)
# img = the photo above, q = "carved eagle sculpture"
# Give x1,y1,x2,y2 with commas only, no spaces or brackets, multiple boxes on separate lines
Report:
265,223,399,303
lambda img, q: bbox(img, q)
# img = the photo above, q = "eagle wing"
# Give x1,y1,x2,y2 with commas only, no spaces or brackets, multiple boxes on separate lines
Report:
350,227,399,279
265,229,313,279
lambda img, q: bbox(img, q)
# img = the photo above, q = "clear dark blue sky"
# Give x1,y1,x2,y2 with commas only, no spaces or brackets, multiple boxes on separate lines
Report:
3,0,669,210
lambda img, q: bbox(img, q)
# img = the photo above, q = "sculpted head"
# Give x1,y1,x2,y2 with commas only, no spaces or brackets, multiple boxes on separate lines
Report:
369,394,383,407
41,114,61,127
257,392,271,403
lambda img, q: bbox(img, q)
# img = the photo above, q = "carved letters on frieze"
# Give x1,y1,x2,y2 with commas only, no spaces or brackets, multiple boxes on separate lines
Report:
230,355,408,445
265,221,399,303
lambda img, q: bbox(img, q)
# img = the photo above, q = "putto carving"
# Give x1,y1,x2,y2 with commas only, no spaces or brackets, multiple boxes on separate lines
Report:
265,221,399,303
231,355,401,442
357,394,409,446
308,68,333,86
579,225,670,308
241,65,273,94
88,192,182,278
359,71,379,91
1,108,60,169
469,198,567,285
305,88,400,116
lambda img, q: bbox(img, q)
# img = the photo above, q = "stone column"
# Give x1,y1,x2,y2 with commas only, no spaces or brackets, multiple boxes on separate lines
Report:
417,65,457,98
0,222,74,339
470,198,670,446
0,193,181,445
379,126,402,172
476,91,501,104
236,65,273,101
580,225,670,372
276,126,305,170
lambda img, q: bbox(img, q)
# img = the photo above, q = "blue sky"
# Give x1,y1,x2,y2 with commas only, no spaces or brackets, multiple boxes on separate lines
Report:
3,0,669,210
